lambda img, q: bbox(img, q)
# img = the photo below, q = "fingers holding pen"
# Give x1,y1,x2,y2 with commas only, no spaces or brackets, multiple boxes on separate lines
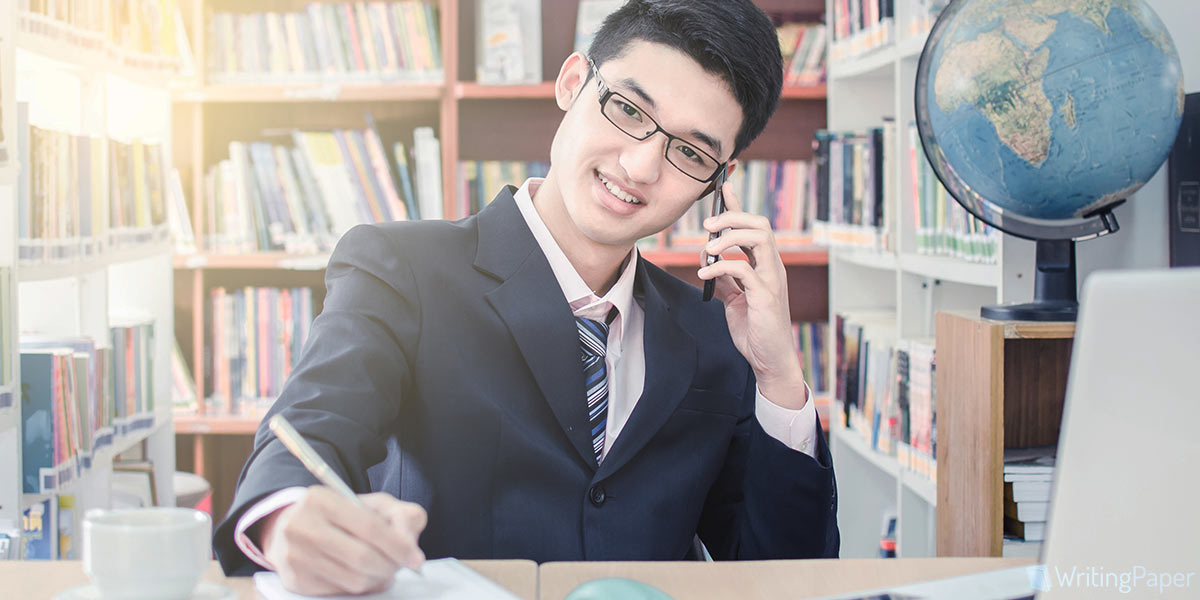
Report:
265,486,422,595
362,492,428,571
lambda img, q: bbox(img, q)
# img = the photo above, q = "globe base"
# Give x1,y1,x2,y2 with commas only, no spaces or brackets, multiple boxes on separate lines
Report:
982,300,1077,322
982,239,1080,322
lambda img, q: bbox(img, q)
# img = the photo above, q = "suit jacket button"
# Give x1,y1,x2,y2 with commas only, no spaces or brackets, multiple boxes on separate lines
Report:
589,484,606,507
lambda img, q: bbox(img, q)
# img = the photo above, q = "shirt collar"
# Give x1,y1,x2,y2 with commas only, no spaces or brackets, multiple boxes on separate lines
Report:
512,178,638,340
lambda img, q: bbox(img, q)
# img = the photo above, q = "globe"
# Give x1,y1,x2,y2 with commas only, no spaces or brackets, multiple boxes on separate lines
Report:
915,0,1184,320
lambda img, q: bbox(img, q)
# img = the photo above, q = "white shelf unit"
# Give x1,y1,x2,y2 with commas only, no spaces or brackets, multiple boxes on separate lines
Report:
0,1,18,552
824,0,1032,559
823,0,1182,559
0,4,179,559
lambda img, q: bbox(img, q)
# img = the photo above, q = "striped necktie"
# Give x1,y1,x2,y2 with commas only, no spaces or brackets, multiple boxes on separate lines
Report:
576,308,615,464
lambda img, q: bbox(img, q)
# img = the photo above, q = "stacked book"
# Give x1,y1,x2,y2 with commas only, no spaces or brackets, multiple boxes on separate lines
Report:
828,0,894,63
207,286,315,418
907,122,998,263
16,103,170,264
793,320,830,396
456,160,549,216
1003,446,1056,542
893,338,936,481
18,0,189,71
669,159,816,247
834,310,939,482
18,318,157,496
776,22,827,86
202,118,441,254
208,2,442,83
811,125,893,252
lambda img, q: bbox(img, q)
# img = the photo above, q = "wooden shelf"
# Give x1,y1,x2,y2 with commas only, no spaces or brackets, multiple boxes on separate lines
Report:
455,82,556,99
780,84,827,100
642,248,828,267
453,82,826,101
173,253,331,270
174,414,263,435
174,82,445,103
935,311,1074,557
939,310,1076,340
452,83,826,101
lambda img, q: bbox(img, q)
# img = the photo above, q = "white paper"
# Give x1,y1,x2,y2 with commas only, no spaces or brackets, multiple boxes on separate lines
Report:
253,558,521,600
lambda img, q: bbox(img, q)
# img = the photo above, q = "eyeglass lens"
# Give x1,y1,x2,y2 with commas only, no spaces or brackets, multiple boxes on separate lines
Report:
600,93,719,181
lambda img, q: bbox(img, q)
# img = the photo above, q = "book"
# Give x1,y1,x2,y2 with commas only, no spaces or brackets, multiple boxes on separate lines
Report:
1004,498,1049,523
171,339,197,415
393,141,419,219
207,286,315,416
1004,480,1052,503
1004,516,1046,542
20,349,68,493
21,497,56,560
1168,92,1199,266
574,0,623,54
209,2,442,83
476,0,541,84
58,495,77,559
412,127,443,220
1003,445,1056,480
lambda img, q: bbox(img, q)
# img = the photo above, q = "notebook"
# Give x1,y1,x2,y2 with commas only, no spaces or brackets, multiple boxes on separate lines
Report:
253,558,521,600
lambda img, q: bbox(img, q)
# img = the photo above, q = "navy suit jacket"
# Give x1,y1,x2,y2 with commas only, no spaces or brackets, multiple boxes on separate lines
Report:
214,188,838,575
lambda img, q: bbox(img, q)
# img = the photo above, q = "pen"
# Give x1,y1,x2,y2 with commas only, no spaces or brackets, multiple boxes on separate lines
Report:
269,414,364,506
268,414,423,577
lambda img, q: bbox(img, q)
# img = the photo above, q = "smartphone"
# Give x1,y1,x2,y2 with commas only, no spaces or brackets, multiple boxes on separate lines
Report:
702,165,729,302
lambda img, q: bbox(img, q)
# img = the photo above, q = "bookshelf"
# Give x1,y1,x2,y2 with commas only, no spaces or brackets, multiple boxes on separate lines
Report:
0,0,182,559
169,0,832,522
823,0,1185,560
934,311,1073,557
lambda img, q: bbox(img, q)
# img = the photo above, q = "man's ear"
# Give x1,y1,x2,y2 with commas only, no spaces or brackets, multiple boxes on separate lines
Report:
726,159,739,179
554,52,591,111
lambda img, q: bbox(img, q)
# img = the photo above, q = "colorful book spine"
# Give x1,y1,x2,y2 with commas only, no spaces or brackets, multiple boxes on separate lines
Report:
208,2,443,83
207,286,315,416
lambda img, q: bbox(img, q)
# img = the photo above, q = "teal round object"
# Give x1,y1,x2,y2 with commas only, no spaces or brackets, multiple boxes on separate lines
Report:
915,0,1184,240
564,577,675,600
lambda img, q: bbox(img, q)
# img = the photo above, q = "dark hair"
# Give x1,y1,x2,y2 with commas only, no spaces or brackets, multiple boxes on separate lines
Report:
587,0,783,159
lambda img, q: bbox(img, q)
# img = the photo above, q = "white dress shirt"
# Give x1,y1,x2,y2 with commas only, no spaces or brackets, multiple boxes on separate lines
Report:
235,178,820,567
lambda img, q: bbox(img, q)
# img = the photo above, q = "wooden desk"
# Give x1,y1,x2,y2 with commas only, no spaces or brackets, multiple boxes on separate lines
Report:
5,559,539,600
6,557,1033,599
539,558,1035,600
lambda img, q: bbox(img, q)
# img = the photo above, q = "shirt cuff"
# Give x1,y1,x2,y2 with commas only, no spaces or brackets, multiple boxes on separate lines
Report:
234,486,308,570
755,381,819,457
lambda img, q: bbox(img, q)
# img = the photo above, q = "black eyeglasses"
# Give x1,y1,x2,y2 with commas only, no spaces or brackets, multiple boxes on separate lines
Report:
588,58,726,183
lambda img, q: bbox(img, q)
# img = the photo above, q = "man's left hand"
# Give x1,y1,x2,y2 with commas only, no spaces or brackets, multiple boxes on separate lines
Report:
698,179,808,410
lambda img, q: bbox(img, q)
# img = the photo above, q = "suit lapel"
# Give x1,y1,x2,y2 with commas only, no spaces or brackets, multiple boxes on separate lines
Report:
475,188,598,469
598,260,696,478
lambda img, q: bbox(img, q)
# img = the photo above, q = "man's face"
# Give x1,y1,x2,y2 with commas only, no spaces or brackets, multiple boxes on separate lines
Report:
544,40,744,252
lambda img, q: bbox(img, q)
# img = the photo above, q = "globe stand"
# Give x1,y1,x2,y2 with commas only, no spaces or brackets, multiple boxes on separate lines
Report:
981,239,1078,322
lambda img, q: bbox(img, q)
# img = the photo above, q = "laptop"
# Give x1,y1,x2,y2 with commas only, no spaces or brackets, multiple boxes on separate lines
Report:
819,267,1200,600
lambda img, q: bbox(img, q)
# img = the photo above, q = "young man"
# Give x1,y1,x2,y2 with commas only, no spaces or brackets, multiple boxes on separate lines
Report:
214,0,838,594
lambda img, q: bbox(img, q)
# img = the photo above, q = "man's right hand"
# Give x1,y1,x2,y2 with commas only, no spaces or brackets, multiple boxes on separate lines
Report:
258,486,427,595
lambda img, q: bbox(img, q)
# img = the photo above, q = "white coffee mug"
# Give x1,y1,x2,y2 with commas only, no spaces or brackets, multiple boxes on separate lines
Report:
82,507,211,600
